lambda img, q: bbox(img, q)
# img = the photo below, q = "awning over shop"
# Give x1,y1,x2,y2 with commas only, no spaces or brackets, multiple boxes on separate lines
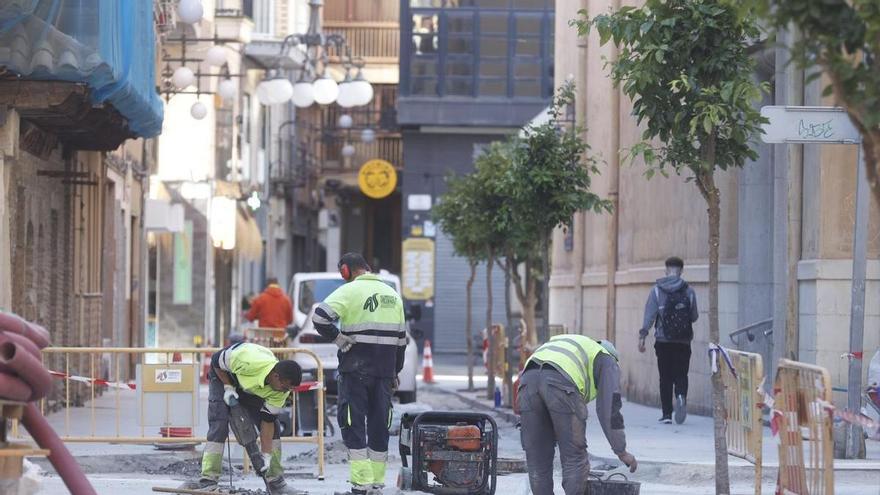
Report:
0,0,164,138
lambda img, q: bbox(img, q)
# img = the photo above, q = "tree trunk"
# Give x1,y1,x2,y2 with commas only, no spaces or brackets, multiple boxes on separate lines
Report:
524,266,538,349
540,233,551,344
699,160,730,494
466,259,477,391
503,258,514,407
486,251,495,401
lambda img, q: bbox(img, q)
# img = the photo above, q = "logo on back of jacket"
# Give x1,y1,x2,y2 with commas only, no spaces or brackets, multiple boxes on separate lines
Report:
363,293,398,312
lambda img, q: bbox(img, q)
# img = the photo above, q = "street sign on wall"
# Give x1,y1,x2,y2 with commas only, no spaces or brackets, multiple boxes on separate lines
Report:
358,159,397,199
760,106,860,144
402,237,434,300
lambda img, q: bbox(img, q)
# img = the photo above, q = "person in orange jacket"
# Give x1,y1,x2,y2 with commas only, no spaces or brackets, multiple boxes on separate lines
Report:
245,277,293,329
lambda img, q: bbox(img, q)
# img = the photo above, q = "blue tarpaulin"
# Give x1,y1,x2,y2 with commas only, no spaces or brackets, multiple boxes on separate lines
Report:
0,0,163,138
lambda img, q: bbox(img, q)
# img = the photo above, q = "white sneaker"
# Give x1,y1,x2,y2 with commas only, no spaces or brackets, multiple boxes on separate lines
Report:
674,395,687,424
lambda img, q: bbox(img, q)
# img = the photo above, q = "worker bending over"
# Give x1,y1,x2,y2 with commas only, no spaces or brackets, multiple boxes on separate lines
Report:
312,253,407,495
182,341,302,494
518,334,638,495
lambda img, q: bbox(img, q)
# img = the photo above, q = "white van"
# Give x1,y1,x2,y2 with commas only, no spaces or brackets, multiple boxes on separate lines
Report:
287,271,419,403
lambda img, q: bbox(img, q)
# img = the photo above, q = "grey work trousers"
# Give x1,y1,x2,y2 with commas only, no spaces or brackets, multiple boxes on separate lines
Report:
518,367,589,495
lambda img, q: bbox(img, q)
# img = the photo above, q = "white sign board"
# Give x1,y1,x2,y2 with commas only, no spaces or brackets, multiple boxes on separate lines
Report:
407,194,432,211
761,106,860,144
154,369,183,384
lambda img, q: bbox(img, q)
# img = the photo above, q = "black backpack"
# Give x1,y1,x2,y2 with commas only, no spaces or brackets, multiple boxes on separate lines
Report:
658,285,693,341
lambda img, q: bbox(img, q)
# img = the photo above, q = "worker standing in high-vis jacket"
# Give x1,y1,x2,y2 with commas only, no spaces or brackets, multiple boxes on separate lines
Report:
312,253,407,495
518,334,638,495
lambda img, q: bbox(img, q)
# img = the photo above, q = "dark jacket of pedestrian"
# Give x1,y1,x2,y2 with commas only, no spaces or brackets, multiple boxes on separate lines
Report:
638,257,698,424
246,283,293,329
639,274,698,344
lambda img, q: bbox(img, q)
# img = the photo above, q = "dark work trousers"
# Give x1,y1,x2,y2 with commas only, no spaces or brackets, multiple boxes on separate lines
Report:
654,342,692,418
206,367,282,443
203,368,282,480
337,371,394,456
518,366,589,495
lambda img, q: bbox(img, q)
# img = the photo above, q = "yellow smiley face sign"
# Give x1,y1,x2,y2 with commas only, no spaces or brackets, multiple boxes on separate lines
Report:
358,159,397,199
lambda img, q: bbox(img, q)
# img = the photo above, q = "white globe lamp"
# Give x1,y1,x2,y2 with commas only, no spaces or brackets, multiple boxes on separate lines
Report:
256,79,273,105
341,144,356,158
217,79,236,100
337,114,353,129
313,74,339,105
336,75,357,108
361,128,375,143
172,66,195,89
351,72,374,106
291,80,315,108
268,78,293,104
205,45,226,67
177,0,204,24
190,101,208,120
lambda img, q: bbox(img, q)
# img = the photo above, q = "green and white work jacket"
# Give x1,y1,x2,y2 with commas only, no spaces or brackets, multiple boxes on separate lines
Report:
313,273,407,377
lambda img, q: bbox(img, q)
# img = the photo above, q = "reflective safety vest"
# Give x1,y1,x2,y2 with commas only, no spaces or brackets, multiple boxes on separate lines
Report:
525,334,610,402
320,273,406,377
221,343,289,408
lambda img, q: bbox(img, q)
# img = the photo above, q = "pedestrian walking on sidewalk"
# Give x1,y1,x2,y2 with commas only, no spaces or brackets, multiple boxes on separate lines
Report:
638,256,698,425
311,253,407,495
246,277,294,329
518,334,637,495
180,342,303,494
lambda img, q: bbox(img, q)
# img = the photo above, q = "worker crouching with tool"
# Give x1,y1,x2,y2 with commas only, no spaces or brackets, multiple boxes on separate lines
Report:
181,341,303,494
312,253,407,495
518,334,638,495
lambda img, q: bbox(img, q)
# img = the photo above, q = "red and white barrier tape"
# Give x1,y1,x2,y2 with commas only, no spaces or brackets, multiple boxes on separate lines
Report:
49,370,136,390
48,370,322,393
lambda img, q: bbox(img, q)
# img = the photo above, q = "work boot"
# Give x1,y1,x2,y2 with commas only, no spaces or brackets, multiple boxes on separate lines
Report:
266,476,308,495
333,488,368,495
674,395,687,424
178,478,219,491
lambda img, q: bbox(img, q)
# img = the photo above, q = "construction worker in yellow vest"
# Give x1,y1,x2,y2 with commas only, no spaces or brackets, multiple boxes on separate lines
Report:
519,334,638,495
311,253,407,495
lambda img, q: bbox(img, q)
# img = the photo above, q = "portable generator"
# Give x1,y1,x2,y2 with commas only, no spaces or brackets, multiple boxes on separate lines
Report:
397,411,498,495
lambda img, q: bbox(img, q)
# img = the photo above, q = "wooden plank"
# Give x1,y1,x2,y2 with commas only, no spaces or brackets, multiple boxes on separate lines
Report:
152,487,230,495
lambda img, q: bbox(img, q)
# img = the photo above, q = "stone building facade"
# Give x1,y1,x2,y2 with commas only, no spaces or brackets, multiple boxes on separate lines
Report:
550,0,879,414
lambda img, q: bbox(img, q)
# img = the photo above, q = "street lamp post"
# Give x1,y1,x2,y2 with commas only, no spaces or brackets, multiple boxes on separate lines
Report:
256,0,374,108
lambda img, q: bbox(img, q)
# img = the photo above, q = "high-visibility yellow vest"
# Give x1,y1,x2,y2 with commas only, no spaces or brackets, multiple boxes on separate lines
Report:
226,343,289,408
526,334,610,402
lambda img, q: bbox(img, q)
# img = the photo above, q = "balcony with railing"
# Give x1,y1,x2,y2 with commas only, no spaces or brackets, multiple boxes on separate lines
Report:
324,21,399,64
273,86,401,184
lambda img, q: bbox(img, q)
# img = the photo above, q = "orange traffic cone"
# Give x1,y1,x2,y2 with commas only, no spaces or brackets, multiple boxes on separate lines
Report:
422,340,435,384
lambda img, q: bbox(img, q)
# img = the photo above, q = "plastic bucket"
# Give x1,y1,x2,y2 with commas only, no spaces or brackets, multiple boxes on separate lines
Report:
586,478,641,495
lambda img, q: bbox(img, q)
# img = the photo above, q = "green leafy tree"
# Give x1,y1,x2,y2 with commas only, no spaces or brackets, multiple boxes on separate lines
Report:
576,2,768,493
472,142,515,399
502,83,610,349
433,173,487,391
739,2,880,203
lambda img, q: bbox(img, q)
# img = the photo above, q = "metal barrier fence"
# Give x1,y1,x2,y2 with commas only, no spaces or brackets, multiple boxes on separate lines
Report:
11,347,325,479
774,358,834,495
720,349,764,495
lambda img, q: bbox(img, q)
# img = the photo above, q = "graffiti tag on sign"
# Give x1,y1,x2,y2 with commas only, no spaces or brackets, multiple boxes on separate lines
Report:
760,106,860,144
797,119,834,140
155,369,183,384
